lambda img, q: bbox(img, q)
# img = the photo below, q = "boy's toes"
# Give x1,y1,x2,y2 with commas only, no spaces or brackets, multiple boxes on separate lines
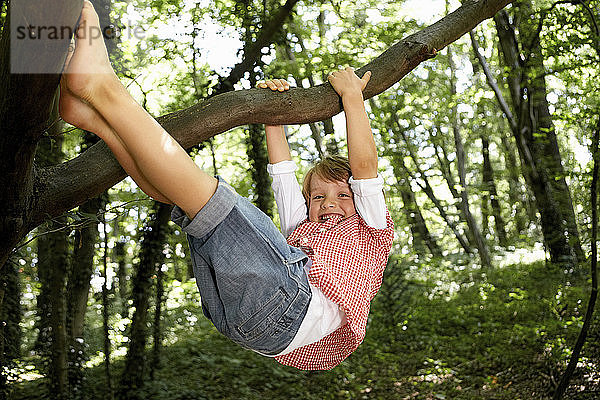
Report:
79,0,101,27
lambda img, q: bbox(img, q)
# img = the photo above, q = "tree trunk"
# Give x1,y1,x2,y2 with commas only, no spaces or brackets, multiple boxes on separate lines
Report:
114,239,129,317
35,129,70,399
389,116,472,255
0,256,22,387
239,1,275,217
394,156,442,257
448,45,491,268
498,128,529,235
101,212,113,399
247,123,275,216
118,202,171,398
494,7,584,266
481,135,508,247
66,195,102,397
431,132,475,247
280,38,324,157
149,254,165,381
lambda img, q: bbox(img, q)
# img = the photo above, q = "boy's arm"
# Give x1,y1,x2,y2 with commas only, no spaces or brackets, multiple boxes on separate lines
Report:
258,80,306,234
62,1,218,220
265,125,307,236
265,125,292,163
258,78,293,164
328,68,378,179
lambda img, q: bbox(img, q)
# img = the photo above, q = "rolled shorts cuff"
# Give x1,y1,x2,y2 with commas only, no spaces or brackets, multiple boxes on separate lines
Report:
171,176,238,239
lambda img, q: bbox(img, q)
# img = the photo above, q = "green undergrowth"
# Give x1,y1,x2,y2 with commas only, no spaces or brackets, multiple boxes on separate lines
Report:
10,257,600,399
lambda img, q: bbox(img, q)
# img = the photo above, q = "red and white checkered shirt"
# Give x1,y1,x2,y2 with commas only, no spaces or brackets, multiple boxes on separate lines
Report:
274,212,394,370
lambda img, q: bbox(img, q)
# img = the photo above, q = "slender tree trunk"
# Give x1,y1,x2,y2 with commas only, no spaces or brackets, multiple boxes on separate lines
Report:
67,195,102,397
481,187,490,238
469,29,532,238
482,135,508,247
101,212,113,399
240,2,274,216
554,117,600,398
149,257,165,380
498,128,529,234
118,202,171,399
387,113,472,255
247,122,274,216
280,39,324,157
431,132,475,247
35,125,70,399
38,220,69,399
0,256,22,396
114,240,128,317
393,156,442,257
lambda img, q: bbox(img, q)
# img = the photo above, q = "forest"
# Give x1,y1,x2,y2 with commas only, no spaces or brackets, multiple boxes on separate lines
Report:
1,0,599,398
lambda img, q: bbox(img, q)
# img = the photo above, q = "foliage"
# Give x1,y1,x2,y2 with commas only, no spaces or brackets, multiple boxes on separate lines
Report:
10,258,600,399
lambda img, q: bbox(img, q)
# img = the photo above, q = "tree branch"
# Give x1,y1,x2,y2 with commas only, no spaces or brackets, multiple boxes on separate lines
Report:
32,0,514,226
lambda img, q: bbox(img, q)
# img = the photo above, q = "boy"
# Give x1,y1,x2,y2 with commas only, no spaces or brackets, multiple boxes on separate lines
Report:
60,1,393,370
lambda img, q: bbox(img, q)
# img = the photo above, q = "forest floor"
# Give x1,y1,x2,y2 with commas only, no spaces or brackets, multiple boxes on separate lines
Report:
8,256,600,399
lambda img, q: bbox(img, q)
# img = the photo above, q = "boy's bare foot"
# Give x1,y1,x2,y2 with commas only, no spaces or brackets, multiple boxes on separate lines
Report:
59,82,107,134
61,1,117,103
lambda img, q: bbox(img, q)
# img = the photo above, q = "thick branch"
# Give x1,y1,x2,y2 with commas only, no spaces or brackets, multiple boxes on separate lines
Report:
33,0,513,226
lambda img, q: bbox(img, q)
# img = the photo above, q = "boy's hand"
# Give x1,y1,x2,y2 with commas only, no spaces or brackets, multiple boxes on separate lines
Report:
327,67,371,99
258,79,293,162
257,78,290,92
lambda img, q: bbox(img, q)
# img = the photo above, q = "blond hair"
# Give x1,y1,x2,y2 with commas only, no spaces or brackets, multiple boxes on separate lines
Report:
302,155,352,202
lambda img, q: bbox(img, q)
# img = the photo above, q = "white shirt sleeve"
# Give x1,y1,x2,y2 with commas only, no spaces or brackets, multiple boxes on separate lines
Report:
267,160,308,237
349,175,387,229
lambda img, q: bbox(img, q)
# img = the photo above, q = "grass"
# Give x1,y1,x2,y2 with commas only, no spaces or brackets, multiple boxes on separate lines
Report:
8,257,600,399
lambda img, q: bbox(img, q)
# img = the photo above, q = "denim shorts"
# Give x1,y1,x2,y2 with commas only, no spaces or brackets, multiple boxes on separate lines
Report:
171,177,311,355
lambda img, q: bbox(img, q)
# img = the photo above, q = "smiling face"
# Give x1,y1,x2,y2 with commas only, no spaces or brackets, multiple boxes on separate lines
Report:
307,175,357,223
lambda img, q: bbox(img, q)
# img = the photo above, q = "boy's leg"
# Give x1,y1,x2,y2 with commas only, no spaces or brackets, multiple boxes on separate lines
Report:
63,1,217,219
59,82,173,204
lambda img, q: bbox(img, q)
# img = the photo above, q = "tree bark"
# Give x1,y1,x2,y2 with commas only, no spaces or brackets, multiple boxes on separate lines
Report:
101,212,113,399
0,0,514,271
240,4,275,217
281,37,324,157
0,0,81,269
114,239,128,317
470,29,529,236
